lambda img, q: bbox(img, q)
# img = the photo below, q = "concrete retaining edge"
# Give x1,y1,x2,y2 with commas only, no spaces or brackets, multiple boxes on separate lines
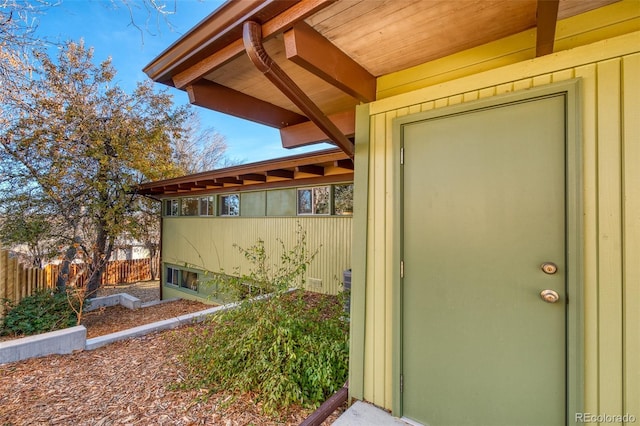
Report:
0,326,87,364
85,302,240,350
1,289,291,364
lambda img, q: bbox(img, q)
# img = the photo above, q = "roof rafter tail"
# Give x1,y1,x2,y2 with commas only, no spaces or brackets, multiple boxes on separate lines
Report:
243,20,354,158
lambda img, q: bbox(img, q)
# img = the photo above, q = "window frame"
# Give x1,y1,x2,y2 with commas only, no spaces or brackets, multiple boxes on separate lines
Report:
220,193,240,217
296,186,330,216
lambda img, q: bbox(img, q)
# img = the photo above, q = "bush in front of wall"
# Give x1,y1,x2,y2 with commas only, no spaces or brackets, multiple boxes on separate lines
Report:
1,290,78,336
176,290,349,416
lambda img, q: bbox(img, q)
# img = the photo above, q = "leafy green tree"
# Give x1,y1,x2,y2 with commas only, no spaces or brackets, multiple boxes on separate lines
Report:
0,40,186,296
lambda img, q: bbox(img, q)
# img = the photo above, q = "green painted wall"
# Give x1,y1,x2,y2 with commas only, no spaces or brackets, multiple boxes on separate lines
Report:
162,216,352,297
350,16,640,426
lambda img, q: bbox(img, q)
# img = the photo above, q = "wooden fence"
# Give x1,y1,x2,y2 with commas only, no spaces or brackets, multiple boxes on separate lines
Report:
0,246,156,317
0,248,50,317
43,258,155,289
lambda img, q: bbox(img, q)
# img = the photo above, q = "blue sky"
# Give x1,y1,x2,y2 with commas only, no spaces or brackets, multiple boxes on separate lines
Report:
34,0,330,164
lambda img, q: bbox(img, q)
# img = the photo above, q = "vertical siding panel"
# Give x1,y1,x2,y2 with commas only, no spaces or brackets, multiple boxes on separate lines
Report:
384,109,400,409
364,112,387,403
575,62,599,414
596,58,624,418
622,53,640,420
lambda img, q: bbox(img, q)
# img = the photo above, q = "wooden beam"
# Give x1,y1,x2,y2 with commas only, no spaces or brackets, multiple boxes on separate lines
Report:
187,80,307,128
296,165,325,176
172,0,335,89
195,179,222,188
284,21,376,102
266,169,294,179
536,0,560,57
281,109,355,148
215,177,243,185
238,173,267,182
244,21,354,158
334,159,354,170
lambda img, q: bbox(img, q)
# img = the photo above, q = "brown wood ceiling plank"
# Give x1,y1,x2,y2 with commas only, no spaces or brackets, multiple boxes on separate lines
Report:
284,21,375,102
536,0,560,56
280,109,355,148
187,80,307,128
172,0,335,89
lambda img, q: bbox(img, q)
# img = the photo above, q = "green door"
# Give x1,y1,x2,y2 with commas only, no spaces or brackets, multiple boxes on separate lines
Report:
401,94,567,425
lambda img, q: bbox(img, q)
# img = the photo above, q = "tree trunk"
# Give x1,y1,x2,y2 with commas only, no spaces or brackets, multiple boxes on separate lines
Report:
56,243,78,292
86,219,113,298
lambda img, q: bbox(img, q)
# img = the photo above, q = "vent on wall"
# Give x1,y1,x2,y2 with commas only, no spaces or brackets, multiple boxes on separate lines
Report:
308,278,322,288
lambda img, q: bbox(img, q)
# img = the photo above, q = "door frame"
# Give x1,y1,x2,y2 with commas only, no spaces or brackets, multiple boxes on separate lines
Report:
391,80,583,424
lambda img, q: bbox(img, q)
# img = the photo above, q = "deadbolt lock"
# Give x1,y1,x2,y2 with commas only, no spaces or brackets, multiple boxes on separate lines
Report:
541,262,558,275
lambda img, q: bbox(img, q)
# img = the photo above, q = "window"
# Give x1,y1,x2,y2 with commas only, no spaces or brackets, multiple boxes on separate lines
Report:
166,266,179,286
181,197,199,216
220,194,240,216
181,270,199,291
297,186,329,215
164,199,179,216
333,184,353,215
199,196,215,216
166,266,199,292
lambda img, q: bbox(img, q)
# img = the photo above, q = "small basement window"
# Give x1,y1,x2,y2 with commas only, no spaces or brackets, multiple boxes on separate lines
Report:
181,270,199,291
166,266,180,286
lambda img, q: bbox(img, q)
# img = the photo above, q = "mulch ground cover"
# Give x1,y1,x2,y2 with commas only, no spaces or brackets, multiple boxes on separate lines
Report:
0,285,346,425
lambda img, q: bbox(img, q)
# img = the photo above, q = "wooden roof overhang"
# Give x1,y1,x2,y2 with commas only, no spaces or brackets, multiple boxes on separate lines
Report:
144,0,619,157
138,148,353,198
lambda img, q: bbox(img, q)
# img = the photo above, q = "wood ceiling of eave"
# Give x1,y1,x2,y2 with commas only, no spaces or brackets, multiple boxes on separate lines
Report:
306,0,540,77
557,0,621,20
203,36,358,117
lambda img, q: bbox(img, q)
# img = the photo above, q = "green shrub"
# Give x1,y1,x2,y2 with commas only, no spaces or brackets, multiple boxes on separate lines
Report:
177,290,349,415
1,290,78,336
208,222,320,302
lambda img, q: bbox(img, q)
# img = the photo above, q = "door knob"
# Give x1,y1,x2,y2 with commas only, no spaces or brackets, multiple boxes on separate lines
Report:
540,289,559,303
541,262,558,274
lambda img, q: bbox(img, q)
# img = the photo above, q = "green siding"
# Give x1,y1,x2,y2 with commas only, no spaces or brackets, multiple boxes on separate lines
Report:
351,29,640,421
162,216,352,297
